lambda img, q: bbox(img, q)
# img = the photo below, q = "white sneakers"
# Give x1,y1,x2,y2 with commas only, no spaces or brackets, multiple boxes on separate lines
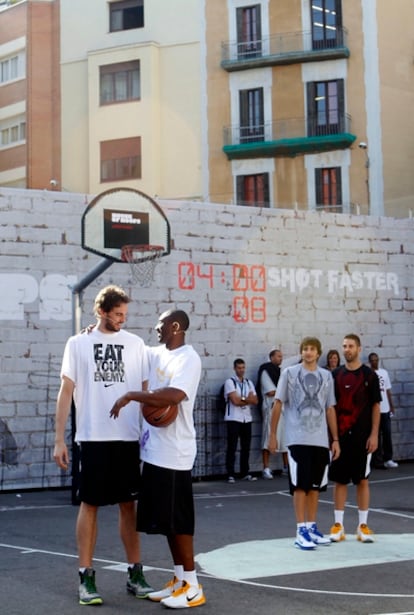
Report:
329,522,346,542
160,581,206,609
384,459,398,468
147,576,181,602
262,467,273,479
295,526,317,550
307,523,331,546
356,523,375,543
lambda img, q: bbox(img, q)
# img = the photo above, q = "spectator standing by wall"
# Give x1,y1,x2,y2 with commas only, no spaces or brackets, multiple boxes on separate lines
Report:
324,349,341,372
257,349,284,479
368,352,398,469
224,358,258,483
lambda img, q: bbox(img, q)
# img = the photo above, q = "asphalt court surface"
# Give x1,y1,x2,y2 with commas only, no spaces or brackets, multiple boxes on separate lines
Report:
1,464,414,615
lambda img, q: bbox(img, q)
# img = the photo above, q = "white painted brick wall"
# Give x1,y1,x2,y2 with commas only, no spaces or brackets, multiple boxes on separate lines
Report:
0,187,413,489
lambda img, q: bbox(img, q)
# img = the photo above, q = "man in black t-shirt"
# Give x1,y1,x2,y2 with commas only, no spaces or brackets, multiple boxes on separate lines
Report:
328,334,381,543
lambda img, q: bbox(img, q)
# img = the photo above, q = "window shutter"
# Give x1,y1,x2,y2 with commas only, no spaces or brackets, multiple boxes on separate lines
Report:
336,167,342,204
263,174,270,207
306,82,316,136
255,6,262,42
315,169,322,204
236,176,244,205
337,79,345,131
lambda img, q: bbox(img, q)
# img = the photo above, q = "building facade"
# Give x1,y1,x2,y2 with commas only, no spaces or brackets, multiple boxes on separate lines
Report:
204,0,414,217
1,1,413,215
0,0,60,189
60,0,202,198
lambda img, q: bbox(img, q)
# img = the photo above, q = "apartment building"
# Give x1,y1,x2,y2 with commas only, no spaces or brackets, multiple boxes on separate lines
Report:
59,0,202,198
2,1,412,215
0,0,60,189
204,0,414,217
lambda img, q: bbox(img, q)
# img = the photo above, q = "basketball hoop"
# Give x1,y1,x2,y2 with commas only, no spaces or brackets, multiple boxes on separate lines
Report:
121,244,164,287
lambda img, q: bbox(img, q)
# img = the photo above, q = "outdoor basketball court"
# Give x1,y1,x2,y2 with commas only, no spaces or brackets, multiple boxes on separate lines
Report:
1,463,414,615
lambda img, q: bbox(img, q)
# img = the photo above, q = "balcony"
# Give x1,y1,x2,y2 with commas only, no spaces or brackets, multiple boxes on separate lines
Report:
221,28,349,72
222,115,356,160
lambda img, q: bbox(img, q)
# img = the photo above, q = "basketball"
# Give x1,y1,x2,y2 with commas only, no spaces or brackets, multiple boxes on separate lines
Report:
141,403,178,427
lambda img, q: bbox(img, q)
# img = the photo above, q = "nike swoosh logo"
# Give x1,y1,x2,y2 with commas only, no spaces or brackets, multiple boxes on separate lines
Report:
186,591,200,603
104,383,115,387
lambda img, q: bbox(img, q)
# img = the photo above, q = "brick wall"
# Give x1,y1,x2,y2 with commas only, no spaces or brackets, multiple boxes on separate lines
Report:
0,188,413,490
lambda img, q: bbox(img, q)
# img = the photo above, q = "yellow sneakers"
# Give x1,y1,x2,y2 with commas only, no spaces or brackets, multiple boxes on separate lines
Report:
329,522,346,542
357,523,375,543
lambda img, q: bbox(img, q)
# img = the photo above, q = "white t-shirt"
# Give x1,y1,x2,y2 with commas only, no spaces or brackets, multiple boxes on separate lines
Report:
61,329,149,442
275,364,336,448
224,376,256,423
375,367,392,413
140,344,202,471
261,370,277,415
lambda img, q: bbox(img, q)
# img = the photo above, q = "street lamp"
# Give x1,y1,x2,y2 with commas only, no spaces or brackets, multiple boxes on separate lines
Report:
358,142,370,213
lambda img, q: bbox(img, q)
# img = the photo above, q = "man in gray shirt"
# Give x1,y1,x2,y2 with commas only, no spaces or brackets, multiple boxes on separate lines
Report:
268,337,340,550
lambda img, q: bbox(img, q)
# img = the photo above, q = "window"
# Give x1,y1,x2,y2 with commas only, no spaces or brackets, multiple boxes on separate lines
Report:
311,0,343,49
236,4,262,58
100,61,140,105
0,54,23,84
110,0,144,32
10,56,18,80
0,120,26,148
236,173,269,207
100,137,141,182
1,59,9,82
239,88,264,143
307,79,344,136
315,167,342,212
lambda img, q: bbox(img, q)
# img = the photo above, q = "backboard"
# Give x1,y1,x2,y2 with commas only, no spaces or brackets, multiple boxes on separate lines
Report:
81,187,171,263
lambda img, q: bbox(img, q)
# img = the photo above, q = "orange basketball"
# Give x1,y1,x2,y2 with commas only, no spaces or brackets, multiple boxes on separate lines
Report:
141,403,178,427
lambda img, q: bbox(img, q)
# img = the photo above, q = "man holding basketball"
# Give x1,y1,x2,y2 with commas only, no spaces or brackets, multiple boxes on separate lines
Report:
54,285,153,605
110,308,205,609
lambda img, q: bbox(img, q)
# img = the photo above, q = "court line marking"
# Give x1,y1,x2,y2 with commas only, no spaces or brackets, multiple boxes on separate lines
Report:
0,473,413,512
1,473,414,600
1,540,414,600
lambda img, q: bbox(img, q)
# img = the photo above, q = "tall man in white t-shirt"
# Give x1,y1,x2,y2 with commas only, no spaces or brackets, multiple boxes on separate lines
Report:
54,285,153,605
110,309,206,609
368,353,398,468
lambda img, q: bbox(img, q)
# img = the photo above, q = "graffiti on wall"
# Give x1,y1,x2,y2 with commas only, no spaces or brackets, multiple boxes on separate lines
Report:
178,263,400,322
0,274,77,320
0,266,400,323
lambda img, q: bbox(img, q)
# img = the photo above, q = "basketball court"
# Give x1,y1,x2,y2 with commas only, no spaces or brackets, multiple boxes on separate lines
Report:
1,463,414,615
2,189,412,613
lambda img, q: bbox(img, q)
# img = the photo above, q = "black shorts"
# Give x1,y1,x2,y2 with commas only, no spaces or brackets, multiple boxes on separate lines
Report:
78,441,140,506
137,462,194,536
328,432,372,485
287,445,330,495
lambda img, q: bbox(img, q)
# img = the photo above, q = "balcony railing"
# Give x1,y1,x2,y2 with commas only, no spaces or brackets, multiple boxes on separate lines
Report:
223,115,356,159
221,28,349,71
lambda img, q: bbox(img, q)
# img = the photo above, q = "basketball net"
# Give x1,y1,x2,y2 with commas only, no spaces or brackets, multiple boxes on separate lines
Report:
121,244,164,287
